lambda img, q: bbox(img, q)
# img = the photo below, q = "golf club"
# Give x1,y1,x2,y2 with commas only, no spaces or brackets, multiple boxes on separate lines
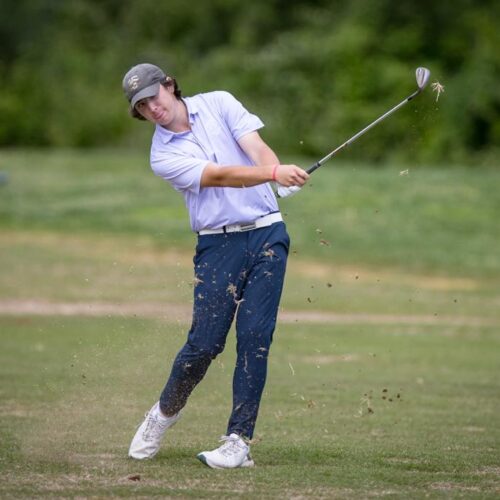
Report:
277,67,431,198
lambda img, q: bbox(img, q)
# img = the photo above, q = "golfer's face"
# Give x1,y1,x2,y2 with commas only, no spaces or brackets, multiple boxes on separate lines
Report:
135,85,177,126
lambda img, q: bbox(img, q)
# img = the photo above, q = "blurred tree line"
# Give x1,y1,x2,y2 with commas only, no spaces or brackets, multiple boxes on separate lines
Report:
0,0,498,164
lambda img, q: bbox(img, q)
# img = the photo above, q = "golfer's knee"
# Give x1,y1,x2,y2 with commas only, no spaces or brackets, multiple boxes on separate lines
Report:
180,340,225,362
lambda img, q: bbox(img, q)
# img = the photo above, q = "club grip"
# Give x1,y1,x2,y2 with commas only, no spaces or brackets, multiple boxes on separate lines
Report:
306,162,321,174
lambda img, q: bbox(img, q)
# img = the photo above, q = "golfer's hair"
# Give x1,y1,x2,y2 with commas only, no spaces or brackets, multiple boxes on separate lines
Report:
130,77,182,120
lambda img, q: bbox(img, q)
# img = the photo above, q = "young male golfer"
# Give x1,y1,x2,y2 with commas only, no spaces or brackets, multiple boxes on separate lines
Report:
122,63,308,469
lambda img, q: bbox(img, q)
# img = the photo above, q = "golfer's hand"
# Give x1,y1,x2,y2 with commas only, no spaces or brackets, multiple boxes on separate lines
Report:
274,165,309,187
276,184,301,198
274,165,308,198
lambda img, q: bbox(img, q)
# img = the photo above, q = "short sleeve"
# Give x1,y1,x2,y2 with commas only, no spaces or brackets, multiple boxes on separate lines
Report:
150,149,210,194
213,91,264,141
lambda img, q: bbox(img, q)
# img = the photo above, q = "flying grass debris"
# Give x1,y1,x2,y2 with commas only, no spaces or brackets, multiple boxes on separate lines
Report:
356,391,374,417
431,81,445,102
226,283,237,297
263,248,275,259
226,282,244,305
191,275,203,287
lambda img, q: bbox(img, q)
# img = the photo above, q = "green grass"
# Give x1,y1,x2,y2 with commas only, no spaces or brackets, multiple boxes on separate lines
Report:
0,148,499,497
0,316,499,498
1,149,499,276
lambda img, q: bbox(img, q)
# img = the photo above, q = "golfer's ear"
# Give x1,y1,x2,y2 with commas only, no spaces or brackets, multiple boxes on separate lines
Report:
164,77,176,93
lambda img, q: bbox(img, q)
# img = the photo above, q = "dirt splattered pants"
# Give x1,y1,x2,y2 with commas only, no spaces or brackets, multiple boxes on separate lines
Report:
159,221,289,439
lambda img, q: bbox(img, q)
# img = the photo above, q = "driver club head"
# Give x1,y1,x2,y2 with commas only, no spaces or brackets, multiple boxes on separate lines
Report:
416,67,431,90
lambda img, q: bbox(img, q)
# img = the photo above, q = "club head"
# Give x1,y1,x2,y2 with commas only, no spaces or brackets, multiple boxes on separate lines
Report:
416,67,431,90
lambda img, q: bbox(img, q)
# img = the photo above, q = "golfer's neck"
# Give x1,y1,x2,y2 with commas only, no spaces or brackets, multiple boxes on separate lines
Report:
163,99,190,133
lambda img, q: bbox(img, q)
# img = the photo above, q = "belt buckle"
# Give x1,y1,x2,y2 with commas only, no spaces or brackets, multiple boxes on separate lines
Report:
239,222,257,232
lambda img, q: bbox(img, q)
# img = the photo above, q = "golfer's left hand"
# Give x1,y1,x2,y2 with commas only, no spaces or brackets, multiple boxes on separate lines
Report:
276,184,302,198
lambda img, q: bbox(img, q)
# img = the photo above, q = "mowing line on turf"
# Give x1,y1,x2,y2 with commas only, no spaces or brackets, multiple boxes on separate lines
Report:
0,299,498,326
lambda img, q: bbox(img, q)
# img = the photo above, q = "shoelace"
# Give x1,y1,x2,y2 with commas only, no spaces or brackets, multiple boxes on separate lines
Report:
217,435,247,458
142,412,169,441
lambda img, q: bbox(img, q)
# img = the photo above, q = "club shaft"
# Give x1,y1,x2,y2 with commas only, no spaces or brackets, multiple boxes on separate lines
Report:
307,89,420,174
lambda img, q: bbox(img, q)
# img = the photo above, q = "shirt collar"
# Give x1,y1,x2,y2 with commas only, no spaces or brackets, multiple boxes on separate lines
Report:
156,97,199,145
185,97,199,121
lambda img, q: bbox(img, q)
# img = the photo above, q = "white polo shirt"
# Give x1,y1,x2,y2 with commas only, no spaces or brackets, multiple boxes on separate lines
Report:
150,91,279,232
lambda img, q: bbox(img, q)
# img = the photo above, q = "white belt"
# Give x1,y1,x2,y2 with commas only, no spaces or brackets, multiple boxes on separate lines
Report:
198,212,283,235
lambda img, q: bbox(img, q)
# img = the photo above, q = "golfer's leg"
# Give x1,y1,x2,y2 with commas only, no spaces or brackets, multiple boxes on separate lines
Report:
228,224,289,438
159,234,244,416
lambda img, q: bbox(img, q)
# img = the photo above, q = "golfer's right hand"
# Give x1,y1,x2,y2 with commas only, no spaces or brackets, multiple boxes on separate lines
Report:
274,164,309,187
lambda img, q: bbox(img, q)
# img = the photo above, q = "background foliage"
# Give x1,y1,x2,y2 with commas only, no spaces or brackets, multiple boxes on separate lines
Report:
0,0,499,164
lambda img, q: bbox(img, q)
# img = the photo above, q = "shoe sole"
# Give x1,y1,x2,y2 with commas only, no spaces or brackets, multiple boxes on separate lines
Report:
197,453,255,469
197,453,222,469
128,452,158,460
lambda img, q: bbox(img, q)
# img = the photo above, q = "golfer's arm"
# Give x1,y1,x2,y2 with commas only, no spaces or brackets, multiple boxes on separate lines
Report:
200,132,279,188
238,131,280,166
200,163,276,188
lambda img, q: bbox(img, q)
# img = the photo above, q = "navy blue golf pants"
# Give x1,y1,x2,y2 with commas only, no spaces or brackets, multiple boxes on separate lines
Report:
159,221,289,439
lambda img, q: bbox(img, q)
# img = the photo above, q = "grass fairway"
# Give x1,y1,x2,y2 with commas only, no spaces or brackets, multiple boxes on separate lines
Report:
0,149,499,497
0,316,498,498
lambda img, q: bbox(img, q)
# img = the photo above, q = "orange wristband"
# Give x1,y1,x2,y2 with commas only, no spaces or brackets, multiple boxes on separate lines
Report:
272,164,279,182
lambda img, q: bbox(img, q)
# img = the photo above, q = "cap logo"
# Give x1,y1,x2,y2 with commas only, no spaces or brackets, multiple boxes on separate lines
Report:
127,75,139,91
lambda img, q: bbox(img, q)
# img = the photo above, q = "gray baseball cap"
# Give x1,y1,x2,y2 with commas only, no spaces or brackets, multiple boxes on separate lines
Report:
122,63,166,109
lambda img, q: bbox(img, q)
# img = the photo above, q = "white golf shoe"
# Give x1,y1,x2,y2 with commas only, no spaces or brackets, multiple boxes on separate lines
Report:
197,433,255,469
128,402,180,459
